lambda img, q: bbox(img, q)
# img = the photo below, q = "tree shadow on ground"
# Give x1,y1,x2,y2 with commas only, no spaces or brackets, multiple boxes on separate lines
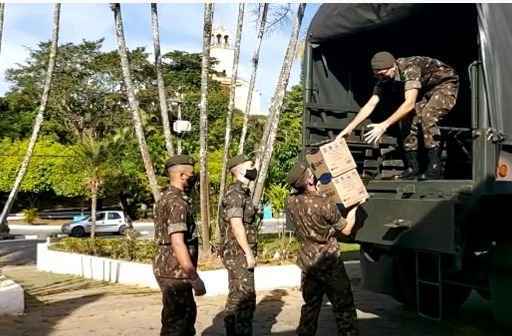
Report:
0,266,110,336
202,289,288,336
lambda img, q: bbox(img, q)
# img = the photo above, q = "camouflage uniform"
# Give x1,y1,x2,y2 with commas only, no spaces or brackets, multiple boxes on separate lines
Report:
153,186,199,336
220,181,258,336
373,56,459,151
286,190,358,336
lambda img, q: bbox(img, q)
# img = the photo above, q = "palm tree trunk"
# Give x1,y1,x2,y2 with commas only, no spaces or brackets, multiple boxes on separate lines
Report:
216,3,245,241
151,3,174,158
176,96,183,154
0,3,5,55
90,181,98,241
238,3,268,155
0,3,6,234
0,4,60,233
199,3,214,254
252,4,306,206
111,3,161,203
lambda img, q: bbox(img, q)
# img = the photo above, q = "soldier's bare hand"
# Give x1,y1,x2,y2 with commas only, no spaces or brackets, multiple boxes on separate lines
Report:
190,277,206,296
245,253,256,270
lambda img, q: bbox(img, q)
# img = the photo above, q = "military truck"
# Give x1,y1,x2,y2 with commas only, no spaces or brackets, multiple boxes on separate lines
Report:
303,3,512,325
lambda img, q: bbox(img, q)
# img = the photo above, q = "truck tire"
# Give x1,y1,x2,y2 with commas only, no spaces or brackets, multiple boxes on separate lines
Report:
394,252,471,316
490,241,512,330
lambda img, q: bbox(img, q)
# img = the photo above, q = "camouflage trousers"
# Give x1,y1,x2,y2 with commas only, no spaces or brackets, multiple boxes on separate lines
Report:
156,277,197,336
402,80,459,151
222,250,256,336
297,259,358,336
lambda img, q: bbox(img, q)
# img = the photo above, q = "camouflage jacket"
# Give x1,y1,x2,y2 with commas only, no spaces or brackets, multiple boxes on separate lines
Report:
220,181,258,257
373,56,458,97
286,190,347,272
153,186,198,279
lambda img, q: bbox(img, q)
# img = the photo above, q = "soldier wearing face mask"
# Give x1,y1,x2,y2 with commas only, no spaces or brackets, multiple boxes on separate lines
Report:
153,155,205,335
220,154,259,336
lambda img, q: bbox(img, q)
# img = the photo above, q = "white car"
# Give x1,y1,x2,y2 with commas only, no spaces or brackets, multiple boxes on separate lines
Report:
61,210,131,237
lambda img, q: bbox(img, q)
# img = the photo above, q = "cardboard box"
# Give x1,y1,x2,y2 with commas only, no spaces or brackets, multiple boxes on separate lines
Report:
306,138,368,208
306,138,356,178
317,169,369,208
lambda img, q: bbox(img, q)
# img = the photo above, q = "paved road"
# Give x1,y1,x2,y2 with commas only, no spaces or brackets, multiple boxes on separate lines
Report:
7,218,287,240
8,222,156,239
0,239,42,267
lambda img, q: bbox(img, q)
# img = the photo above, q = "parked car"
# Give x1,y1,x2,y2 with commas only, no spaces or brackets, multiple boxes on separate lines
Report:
61,210,131,237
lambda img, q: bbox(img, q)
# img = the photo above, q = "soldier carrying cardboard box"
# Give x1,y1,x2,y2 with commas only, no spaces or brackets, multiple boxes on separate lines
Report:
285,160,361,336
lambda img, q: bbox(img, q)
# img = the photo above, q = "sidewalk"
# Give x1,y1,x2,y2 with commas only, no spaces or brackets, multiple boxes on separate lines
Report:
0,264,493,336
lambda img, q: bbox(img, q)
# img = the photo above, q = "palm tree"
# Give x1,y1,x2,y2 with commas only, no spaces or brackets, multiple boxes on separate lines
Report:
0,4,60,234
199,3,214,253
111,3,160,202
150,3,174,158
216,3,245,238
252,4,306,206
72,135,111,242
0,3,5,55
237,3,268,155
0,3,6,235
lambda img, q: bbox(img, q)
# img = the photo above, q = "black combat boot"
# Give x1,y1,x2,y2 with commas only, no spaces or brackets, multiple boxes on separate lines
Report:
419,148,442,180
397,151,420,180
224,315,237,336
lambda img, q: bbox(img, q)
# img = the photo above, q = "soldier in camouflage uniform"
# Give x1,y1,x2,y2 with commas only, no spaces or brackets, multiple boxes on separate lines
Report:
220,154,259,336
285,161,360,336
153,155,206,336
339,51,459,180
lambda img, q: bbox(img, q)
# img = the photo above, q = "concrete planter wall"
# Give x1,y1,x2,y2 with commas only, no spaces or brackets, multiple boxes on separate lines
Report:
0,276,24,315
37,243,301,296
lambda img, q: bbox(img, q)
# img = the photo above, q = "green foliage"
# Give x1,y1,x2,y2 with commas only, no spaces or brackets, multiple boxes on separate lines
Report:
0,38,300,220
50,237,158,263
258,234,300,264
70,134,116,197
0,137,85,197
22,208,39,224
264,184,289,215
267,85,304,186
48,235,364,268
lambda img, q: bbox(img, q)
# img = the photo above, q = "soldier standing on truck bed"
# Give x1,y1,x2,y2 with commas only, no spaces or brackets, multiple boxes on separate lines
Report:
153,155,206,335
220,154,260,336
338,51,459,180
286,161,360,336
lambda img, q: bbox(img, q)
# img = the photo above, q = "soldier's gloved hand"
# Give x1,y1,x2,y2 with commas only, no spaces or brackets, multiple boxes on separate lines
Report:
190,276,206,296
245,252,256,270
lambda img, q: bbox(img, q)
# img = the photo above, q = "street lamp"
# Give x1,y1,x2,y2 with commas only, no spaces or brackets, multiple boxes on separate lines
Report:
168,93,191,155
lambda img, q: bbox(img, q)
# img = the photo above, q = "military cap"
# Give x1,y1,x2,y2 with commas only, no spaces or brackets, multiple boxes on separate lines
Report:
371,51,395,70
227,154,252,170
165,155,196,170
286,160,309,188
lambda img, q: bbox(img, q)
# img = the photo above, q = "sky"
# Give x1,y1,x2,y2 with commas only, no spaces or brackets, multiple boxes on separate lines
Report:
0,3,320,113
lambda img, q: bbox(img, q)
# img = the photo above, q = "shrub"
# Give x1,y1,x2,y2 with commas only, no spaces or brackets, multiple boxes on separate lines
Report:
50,237,158,263
22,208,39,224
